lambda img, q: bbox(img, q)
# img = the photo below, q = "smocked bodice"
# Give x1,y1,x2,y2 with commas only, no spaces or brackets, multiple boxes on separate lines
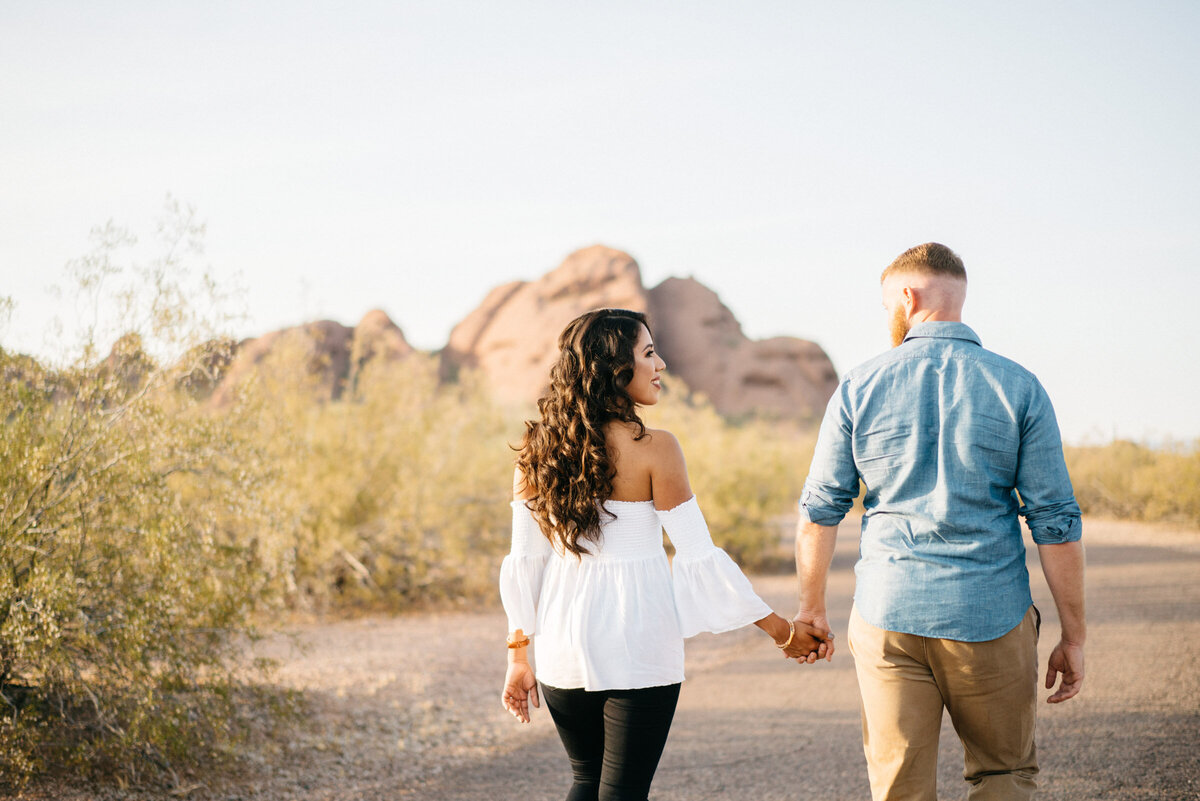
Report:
499,496,771,691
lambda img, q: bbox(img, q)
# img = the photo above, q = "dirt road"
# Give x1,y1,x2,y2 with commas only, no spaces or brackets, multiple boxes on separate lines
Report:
30,518,1200,800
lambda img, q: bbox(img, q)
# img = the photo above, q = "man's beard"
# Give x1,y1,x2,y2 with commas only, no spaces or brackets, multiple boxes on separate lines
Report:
889,305,910,348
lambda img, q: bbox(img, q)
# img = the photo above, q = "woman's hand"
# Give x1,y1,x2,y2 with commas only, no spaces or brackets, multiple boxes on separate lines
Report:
502,660,540,723
757,611,830,663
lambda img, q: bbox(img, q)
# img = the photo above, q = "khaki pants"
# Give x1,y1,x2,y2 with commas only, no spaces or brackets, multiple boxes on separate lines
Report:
847,605,1040,801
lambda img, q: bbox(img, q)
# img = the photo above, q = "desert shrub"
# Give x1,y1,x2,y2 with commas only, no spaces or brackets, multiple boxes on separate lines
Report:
1066,440,1200,527
0,204,285,790
242,352,517,611
0,343,285,789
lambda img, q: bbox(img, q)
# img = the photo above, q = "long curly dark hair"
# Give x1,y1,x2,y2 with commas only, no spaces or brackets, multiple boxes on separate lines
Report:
516,308,650,557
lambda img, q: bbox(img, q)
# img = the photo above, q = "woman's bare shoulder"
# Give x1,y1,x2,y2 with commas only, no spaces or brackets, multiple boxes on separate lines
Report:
512,465,533,501
640,428,691,508
641,427,684,458
609,424,681,455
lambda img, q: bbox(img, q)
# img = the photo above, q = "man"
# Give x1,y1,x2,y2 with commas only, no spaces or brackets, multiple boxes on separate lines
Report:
795,243,1086,801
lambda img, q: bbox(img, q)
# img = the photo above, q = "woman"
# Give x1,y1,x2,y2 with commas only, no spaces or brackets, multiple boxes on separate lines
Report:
499,308,828,801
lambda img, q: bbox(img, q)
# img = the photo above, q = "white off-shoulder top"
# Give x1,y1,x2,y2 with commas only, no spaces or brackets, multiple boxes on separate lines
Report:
499,496,772,691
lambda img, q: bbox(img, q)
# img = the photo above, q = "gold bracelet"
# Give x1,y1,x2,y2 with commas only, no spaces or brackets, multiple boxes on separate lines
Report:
775,620,796,650
506,637,530,649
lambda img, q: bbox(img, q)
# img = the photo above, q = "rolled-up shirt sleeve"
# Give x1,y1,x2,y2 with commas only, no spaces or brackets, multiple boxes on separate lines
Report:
1016,381,1082,545
799,381,860,526
658,497,771,638
498,501,553,633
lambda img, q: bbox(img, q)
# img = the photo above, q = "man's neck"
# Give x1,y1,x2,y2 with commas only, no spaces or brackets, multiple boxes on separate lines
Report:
910,310,963,324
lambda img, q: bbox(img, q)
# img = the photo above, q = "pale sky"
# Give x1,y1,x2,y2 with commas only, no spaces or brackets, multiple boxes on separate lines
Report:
2,1,1198,443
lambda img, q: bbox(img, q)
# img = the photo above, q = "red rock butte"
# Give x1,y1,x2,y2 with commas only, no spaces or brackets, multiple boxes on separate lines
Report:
440,245,839,421
203,245,838,421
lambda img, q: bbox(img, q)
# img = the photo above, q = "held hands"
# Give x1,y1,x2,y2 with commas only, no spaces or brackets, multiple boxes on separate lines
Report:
789,611,835,664
1045,639,1085,703
760,611,833,664
779,619,832,663
502,660,539,723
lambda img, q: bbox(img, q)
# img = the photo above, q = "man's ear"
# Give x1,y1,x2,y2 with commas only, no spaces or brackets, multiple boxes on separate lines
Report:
902,285,917,314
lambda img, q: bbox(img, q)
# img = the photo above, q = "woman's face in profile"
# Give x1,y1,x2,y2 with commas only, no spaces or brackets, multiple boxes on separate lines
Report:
626,323,666,406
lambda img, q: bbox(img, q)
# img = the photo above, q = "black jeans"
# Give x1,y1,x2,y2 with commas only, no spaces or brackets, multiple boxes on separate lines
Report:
539,682,681,801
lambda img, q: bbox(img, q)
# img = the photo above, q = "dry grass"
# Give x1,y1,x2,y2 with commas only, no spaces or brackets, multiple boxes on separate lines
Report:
1066,440,1200,528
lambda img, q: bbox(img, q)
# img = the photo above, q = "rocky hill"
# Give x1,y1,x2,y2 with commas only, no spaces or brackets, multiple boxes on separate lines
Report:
208,309,414,406
199,245,837,421
439,246,648,404
440,245,838,421
647,276,839,419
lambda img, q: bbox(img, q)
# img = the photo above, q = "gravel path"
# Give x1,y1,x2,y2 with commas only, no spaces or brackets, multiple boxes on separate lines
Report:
21,517,1200,800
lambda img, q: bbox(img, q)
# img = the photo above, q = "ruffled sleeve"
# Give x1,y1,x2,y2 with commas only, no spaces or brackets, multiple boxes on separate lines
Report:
499,500,553,633
657,496,772,638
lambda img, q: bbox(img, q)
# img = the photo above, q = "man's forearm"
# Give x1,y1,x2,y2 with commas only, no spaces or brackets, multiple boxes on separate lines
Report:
796,520,839,612
1037,539,1086,644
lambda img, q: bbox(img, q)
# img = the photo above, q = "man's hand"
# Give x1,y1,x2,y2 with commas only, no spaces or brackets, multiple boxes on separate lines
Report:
795,520,839,663
1045,639,1084,703
1037,539,1086,703
793,611,835,662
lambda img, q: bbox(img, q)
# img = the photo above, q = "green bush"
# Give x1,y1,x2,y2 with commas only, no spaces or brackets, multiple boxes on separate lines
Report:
0,341,284,789
245,353,517,611
0,203,285,790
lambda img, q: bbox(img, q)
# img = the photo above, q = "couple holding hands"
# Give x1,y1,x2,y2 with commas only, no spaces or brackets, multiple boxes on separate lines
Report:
500,243,1086,801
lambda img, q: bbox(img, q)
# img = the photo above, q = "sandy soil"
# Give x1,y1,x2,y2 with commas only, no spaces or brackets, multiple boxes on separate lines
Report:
18,517,1200,800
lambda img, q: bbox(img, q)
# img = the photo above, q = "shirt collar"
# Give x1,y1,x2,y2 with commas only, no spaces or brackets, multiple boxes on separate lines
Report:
902,321,982,346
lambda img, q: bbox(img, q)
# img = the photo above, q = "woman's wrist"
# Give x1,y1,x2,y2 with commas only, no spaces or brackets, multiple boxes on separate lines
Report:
774,620,796,649
507,629,531,663
755,612,791,645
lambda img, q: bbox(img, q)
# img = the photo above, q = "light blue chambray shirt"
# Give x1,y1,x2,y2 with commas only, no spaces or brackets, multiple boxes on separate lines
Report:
799,321,1082,641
